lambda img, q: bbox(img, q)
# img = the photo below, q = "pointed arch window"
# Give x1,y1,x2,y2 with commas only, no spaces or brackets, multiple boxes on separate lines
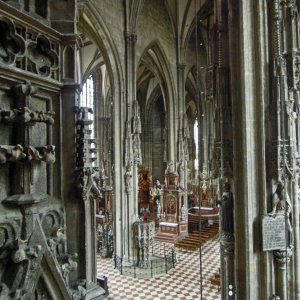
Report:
194,118,199,171
80,74,95,139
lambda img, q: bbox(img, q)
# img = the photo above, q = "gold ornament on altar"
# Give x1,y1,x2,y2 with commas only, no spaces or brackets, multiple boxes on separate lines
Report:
138,167,152,209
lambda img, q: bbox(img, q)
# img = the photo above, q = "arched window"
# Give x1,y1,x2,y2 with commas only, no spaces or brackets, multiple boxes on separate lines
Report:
80,75,95,139
194,118,199,171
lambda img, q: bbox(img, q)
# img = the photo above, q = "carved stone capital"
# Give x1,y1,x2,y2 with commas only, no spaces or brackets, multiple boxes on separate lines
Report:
220,240,235,254
274,247,293,265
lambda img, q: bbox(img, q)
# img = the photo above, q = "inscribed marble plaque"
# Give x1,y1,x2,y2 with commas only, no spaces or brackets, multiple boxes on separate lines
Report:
262,214,286,251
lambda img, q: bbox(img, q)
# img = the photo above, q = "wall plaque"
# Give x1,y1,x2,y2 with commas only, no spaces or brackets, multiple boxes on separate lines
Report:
262,214,286,251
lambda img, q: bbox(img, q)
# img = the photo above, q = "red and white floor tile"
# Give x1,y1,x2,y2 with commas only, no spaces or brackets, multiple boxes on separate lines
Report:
97,236,221,300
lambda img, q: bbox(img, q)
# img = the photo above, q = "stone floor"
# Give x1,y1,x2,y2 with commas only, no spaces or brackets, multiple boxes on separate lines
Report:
97,235,221,300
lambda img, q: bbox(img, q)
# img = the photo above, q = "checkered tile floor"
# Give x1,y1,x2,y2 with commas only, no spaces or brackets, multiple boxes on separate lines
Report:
97,235,221,300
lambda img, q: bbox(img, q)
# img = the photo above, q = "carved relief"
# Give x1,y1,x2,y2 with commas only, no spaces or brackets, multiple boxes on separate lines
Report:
0,219,42,299
0,223,18,259
40,208,80,291
0,204,77,295
41,210,64,237
0,144,56,164
0,107,55,125
0,144,26,163
274,247,293,264
10,238,41,263
47,227,66,261
61,253,78,285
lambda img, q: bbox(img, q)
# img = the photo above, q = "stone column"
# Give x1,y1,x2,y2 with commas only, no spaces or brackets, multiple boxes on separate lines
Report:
228,0,269,298
177,63,188,206
274,249,293,300
292,177,300,298
212,1,235,298
122,30,140,260
219,181,235,299
134,221,155,267
220,241,235,299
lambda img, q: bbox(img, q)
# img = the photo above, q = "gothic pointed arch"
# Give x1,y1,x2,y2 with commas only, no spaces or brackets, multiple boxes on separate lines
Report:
137,39,176,164
76,0,125,263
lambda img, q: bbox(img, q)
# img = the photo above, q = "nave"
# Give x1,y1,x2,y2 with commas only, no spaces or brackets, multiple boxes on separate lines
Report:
97,236,221,300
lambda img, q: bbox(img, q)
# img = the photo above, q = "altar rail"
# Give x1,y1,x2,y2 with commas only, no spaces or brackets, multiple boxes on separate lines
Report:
114,243,176,278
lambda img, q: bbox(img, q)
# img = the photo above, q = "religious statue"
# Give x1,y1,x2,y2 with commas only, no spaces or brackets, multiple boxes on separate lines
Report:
218,182,234,238
178,160,185,187
271,181,293,247
156,179,162,189
62,253,78,286
165,160,175,173
138,168,152,208
157,201,161,218
125,165,132,192
180,204,187,220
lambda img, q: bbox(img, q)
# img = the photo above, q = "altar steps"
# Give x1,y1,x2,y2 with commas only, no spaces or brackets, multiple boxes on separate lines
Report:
175,222,219,251
154,234,180,244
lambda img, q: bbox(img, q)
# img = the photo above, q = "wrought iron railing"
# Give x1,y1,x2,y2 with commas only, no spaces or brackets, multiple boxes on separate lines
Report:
114,242,177,278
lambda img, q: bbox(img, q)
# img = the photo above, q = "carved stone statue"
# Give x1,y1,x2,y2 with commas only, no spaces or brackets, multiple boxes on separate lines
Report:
157,201,161,218
41,145,56,164
180,204,187,220
165,160,175,174
27,146,43,161
61,253,78,285
219,182,234,238
271,182,293,247
9,144,26,162
178,160,185,187
125,165,132,192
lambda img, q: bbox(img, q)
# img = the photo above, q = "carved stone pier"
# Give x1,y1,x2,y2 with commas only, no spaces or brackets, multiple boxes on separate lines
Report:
274,248,293,300
134,221,155,267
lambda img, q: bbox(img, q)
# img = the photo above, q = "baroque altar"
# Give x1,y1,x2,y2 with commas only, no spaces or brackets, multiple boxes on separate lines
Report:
155,165,188,242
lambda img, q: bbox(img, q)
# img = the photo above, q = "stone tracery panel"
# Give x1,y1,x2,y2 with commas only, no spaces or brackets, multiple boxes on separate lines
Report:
0,11,60,81
0,16,26,65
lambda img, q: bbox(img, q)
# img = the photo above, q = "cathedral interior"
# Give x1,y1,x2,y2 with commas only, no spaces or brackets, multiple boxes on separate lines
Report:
0,0,300,299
